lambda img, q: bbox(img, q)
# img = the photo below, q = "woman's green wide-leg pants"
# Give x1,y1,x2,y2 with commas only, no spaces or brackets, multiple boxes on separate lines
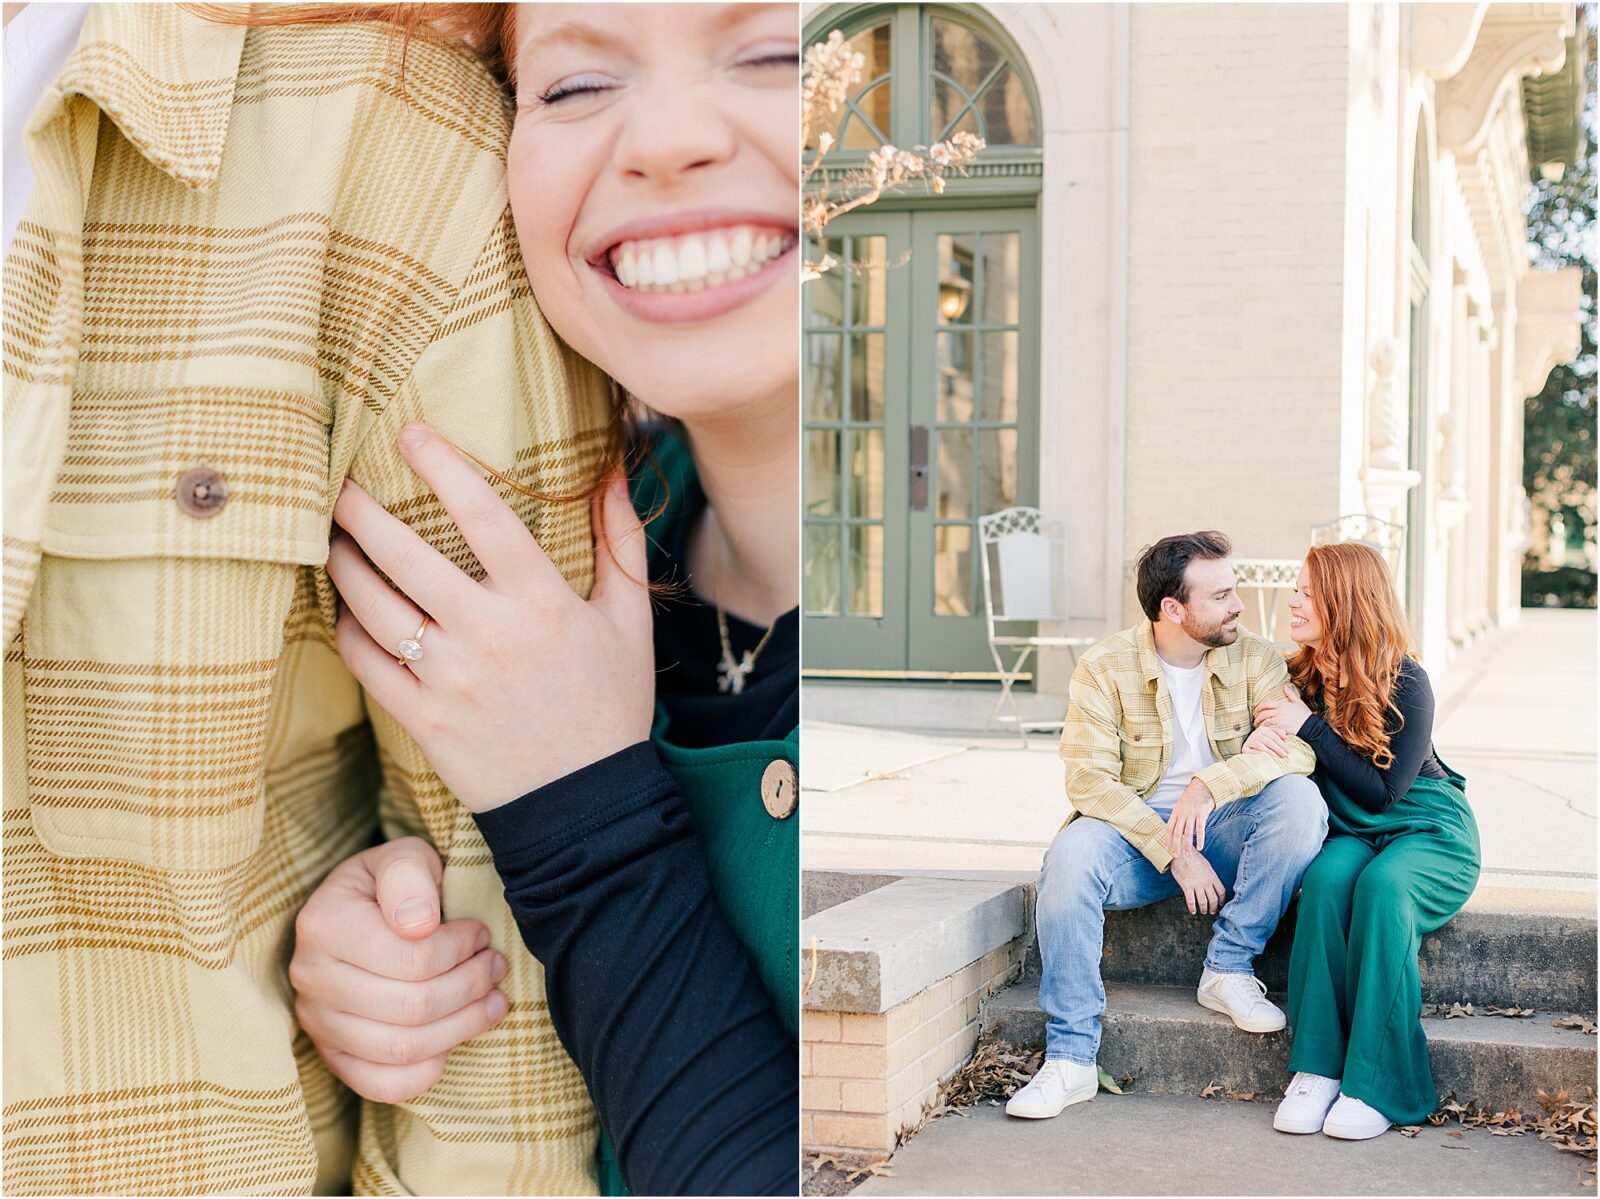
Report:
1286,772,1480,1126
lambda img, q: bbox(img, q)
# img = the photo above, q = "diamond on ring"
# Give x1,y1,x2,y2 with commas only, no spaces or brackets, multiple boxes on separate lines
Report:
396,637,424,662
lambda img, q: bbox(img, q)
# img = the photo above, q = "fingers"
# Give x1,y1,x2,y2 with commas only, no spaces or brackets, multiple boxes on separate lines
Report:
329,534,434,675
308,947,507,1025
1181,878,1198,916
368,836,446,938
297,986,509,1069
334,478,475,620
334,608,424,714
395,423,560,595
322,1049,450,1105
335,917,491,981
590,471,650,620
1196,809,1207,853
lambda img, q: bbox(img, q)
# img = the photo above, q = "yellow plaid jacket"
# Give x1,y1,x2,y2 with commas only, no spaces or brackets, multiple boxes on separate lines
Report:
3,7,611,1194
1057,622,1315,872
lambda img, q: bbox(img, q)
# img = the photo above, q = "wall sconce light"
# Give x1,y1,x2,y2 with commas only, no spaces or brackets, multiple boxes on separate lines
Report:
938,275,972,321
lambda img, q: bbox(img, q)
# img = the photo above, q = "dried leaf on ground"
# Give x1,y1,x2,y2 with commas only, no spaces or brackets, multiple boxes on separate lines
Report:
1199,1081,1223,1100
1484,1006,1537,1018
1096,1066,1123,1095
1446,1130,1465,1138
1442,1141,1473,1150
936,1029,1043,1112
1119,1073,1137,1090
1398,1126,1422,1138
809,1154,845,1172
1226,1088,1261,1102
1554,1015,1599,1035
844,1160,894,1183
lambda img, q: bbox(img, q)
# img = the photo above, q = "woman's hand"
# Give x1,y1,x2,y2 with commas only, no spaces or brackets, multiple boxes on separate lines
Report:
1241,724,1290,758
291,838,509,1104
328,423,655,812
1254,684,1313,736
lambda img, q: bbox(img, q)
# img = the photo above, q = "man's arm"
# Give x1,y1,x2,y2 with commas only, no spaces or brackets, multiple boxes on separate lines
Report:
1195,642,1316,807
1058,657,1176,873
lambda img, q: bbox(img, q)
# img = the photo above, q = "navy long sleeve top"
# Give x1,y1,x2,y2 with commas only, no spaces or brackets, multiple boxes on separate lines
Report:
1297,658,1447,814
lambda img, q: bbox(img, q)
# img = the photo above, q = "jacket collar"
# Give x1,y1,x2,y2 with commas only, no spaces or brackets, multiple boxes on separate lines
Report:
47,4,247,191
1136,620,1241,687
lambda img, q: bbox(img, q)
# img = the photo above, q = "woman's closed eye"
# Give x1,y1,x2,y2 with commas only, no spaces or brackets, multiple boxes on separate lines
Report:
537,73,622,105
733,46,800,72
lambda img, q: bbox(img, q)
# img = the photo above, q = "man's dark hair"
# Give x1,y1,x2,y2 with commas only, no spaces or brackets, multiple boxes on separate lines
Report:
1135,531,1233,621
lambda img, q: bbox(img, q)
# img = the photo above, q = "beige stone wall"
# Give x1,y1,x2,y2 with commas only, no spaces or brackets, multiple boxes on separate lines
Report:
802,944,1022,1159
1123,3,1350,608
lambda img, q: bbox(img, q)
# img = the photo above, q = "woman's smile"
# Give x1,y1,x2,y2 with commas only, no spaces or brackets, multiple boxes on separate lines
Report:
589,210,798,322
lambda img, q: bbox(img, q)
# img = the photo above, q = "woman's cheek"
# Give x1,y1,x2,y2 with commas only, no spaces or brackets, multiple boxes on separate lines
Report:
507,127,598,360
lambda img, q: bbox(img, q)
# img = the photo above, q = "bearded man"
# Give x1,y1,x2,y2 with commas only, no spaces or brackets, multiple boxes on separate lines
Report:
1006,531,1329,1120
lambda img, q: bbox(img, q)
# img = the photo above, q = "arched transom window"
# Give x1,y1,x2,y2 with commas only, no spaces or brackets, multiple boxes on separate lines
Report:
809,6,1039,157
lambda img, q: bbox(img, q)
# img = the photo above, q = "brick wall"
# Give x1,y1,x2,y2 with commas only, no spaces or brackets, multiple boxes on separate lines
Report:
1124,3,1349,571
802,944,1023,1158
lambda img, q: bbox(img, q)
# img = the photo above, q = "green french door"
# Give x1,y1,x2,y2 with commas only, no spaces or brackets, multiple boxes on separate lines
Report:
804,205,1038,674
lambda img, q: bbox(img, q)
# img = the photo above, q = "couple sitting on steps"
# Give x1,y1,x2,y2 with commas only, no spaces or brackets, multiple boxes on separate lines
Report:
1009,532,1481,1141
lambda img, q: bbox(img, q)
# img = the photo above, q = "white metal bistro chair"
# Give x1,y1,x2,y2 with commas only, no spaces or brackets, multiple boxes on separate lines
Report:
1309,513,1407,577
979,506,1097,746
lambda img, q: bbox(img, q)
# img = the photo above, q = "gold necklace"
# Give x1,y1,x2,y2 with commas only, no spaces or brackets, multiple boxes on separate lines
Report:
711,540,776,695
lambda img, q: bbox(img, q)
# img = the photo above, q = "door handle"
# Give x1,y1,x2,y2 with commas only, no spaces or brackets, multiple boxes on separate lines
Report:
910,425,929,511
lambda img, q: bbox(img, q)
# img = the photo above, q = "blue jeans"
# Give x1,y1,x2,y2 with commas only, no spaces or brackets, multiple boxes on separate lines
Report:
1035,775,1328,1064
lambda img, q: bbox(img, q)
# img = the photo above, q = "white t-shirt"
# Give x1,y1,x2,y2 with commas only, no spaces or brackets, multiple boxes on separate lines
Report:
1144,654,1220,813
4,3,91,257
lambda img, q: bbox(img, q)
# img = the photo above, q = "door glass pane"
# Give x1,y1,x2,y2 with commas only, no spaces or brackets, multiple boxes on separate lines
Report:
807,334,841,420
932,19,1002,98
808,238,844,326
936,331,973,422
807,430,839,516
805,525,841,615
979,429,1018,513
934,525,974,616
981,233,1020,325
980,331,1019,423
854,80,892,144
848,429,884,518
849,333,886,422
936,429,974,519
936,235,976,325
810,23,890,153
848,525,884,617
853,23,891,85
976,66,1036,145
850,236,888,326
842,114,883,151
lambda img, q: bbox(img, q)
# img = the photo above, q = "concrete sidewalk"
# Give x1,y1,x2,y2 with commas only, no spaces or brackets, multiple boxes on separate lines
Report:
802,610,1597,892
844,1093,1593,1196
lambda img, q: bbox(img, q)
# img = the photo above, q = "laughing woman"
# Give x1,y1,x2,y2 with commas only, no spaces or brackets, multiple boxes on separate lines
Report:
1253,543,1480,1140
286,5,799,1195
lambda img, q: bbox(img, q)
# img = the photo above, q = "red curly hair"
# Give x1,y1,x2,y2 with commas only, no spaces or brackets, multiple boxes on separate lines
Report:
1287,542,1417,770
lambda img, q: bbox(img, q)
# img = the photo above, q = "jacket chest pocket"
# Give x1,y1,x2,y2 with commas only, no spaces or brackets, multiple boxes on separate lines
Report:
22,388,333,873
1119,718,1166,792
1210,709,1251,756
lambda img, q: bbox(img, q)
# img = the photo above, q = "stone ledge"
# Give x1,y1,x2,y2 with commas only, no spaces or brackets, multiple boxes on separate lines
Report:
802,876,1028,1014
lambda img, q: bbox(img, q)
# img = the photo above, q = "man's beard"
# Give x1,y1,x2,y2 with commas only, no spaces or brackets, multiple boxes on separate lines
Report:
1183,612,1239,648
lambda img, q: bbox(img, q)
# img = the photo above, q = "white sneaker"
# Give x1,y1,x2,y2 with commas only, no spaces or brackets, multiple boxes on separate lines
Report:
1195,967,1287,1033
1273,1072,1342,1134
1004,1059,1098,1119
1322,1093,1392,1140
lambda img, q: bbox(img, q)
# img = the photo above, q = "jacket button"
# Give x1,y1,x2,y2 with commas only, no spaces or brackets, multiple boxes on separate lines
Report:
1233,723,1242,732
176,466,227,518
761,760,797,820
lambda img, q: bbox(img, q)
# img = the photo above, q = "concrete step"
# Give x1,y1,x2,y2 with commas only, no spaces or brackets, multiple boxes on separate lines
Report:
981,981,1598,1117
846,1092,1593,1196
1019,887,1598,1013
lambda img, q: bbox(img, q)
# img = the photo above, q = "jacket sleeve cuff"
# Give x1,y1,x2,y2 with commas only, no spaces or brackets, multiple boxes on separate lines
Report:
472,741,675,868
1196,761,1245,807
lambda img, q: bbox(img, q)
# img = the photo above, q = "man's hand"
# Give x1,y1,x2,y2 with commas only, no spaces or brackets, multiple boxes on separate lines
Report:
290,837,509,1105
1169,849,1226,916
1165,777,1215,856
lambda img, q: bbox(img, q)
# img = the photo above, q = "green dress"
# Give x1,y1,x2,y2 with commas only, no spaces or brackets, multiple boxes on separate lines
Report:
1287,755,1480,1125
597,431,798,1194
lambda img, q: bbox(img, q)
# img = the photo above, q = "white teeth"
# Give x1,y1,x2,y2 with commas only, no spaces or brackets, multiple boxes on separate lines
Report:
652,242,679,286
607,225,793,293
678,235,707,282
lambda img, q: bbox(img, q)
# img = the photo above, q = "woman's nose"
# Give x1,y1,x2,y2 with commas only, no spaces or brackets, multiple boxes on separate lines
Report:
613,80,737,186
